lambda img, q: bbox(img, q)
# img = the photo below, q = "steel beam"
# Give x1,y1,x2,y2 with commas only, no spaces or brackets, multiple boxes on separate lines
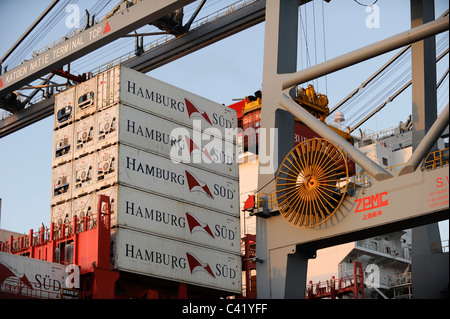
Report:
399,103,449,175
281,14,449,90
262,165,449,252
0,0,60,67
0,0,266,138
124,0,266,73
0,96,55,138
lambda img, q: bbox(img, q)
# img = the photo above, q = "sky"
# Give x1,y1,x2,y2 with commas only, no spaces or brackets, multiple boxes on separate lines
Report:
0,0,448,244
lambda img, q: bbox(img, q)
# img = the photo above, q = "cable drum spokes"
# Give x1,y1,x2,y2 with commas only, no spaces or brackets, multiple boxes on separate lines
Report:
275,138,349,228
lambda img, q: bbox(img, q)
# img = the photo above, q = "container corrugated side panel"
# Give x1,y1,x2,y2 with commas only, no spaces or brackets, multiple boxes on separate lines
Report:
119,66,237,143
116,185,240,254
113,227,242,294
97,65,120,110
117,144,239,216
117,104,238,179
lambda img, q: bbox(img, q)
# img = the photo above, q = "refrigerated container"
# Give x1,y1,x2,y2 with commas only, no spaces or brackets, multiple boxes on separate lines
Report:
51,162,72,205
117,144,239,215
115,185,240,252
75,77,97,120
52,124,73,167
113,227,241,294
97,105,118,149
74,115,96,158
95,186,117,226
97,65,120,110
54,87,75,129
94,103,238,178
96,144,117,189
51,200,72,225
119,66,237,143
73,154,96,198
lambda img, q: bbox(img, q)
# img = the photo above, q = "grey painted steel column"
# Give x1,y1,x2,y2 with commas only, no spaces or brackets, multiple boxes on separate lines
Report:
410,0,438,151
284,246,316,299
256,0,300,299
410,0,448,299
399,103,449,175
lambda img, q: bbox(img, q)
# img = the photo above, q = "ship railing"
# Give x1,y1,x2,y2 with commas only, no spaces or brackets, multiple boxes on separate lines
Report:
389,272,412,288
421,147,450,171
0,213,99,254
356,239,410,260
432,240,449,253
349,147,449,190
254,192,277,212
0,275,66,299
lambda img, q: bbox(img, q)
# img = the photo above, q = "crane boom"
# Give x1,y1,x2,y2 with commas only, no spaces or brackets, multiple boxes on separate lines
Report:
0,0,193,103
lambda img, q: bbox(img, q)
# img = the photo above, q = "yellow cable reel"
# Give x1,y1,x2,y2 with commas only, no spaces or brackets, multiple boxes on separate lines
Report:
275,138,349,228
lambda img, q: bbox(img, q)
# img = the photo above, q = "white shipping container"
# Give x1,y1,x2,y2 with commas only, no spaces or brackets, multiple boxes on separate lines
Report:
51,200,72,225
51,162,72,205
97,65,120,110
118,66,237,143
72,193,95,219
116,104,238,178
73,154,96,198
117,144,239,215
52,124,73,167
97,105,118,149
0,251,78,299
116,185,240,253
96,144,118,189
74,115,96,158
54,87,75,129
75,77,97,120
113,227,241,294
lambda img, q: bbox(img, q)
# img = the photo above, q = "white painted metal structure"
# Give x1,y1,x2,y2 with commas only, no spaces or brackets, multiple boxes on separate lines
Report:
256,0,449,298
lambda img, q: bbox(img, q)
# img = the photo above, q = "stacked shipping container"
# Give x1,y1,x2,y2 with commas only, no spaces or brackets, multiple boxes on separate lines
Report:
50,65,241,294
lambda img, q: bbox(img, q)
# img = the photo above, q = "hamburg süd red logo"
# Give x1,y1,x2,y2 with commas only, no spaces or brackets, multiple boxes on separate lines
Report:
185,98,212,125
185,252,215,278
185,170,214,199
185,212,215,238
0,262,33,290
185,135,213,162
